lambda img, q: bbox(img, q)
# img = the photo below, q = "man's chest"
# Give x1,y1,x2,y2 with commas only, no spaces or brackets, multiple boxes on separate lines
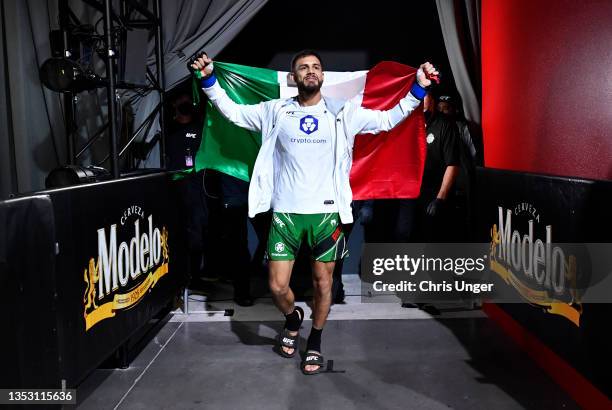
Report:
276,110,334,154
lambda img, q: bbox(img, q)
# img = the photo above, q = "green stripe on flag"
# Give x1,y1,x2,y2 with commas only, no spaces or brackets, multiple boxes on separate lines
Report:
195,61,280,181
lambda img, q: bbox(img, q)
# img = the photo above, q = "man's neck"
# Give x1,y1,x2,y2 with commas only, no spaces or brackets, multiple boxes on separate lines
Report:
297,91,322,107
175,115,193,124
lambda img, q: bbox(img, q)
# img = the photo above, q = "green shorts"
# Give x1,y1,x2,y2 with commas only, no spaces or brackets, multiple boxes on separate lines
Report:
267,212,347,262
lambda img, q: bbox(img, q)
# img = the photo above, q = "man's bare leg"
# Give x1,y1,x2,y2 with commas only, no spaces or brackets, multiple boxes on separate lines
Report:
269,260,297,355
305,260,335,372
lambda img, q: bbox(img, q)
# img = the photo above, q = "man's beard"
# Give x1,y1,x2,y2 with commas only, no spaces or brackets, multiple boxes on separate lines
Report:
296,76,322,95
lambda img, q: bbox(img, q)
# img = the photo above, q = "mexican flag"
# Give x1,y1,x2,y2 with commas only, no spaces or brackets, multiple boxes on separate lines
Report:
196,61,426,199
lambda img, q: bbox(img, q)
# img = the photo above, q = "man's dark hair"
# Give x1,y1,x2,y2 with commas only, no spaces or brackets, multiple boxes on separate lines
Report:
290,50,323,72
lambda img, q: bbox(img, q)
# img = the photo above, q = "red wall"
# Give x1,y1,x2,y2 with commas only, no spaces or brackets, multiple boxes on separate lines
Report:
482,0,612,180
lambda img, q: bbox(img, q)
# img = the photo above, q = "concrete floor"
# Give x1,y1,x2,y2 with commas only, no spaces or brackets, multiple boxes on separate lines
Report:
75,276,579,410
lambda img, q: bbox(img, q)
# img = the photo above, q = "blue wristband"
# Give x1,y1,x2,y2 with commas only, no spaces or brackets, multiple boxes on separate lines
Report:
410,81,427,100
200,74,217,88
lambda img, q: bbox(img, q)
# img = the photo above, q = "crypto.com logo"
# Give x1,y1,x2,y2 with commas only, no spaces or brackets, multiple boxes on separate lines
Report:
299,115,318,135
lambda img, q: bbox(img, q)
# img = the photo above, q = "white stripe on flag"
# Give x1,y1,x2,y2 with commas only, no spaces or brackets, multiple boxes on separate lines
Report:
277,70,367,106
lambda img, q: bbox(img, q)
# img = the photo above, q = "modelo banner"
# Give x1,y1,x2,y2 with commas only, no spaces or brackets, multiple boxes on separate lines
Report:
475,167,612,397
0,172,188,389
51,172,188,386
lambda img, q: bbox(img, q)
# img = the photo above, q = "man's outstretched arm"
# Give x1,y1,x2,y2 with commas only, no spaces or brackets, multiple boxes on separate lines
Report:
191,53,264,133
349,62,438,135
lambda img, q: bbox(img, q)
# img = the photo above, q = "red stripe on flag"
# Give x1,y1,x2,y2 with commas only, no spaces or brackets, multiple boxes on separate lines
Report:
350,61,426,200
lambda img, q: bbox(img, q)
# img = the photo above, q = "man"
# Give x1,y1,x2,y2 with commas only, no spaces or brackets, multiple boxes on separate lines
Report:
401,92,461,315
191,50,437,375
164,93,210,289
166,93,203,171
415,92,461,242
436,94,477,242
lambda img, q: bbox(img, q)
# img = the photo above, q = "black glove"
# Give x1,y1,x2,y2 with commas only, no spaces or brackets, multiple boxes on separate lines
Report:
426,198,445,217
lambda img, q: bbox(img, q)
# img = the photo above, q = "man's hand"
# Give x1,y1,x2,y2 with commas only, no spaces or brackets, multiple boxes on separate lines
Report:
190,52,214,79
416,62,439,88
426,198,445,217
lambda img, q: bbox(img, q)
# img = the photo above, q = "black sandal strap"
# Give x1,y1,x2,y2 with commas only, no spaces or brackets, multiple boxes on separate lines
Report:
280,329,298,348
302,352,325,366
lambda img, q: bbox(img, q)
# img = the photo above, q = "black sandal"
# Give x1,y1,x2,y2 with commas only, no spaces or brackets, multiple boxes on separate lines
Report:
277,306,304,358
301,351,325,375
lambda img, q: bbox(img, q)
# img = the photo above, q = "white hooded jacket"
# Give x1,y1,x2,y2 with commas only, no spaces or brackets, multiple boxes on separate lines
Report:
202,77,425,224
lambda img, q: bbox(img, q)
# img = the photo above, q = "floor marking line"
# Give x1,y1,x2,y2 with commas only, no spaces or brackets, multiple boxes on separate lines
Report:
113,322,184,410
